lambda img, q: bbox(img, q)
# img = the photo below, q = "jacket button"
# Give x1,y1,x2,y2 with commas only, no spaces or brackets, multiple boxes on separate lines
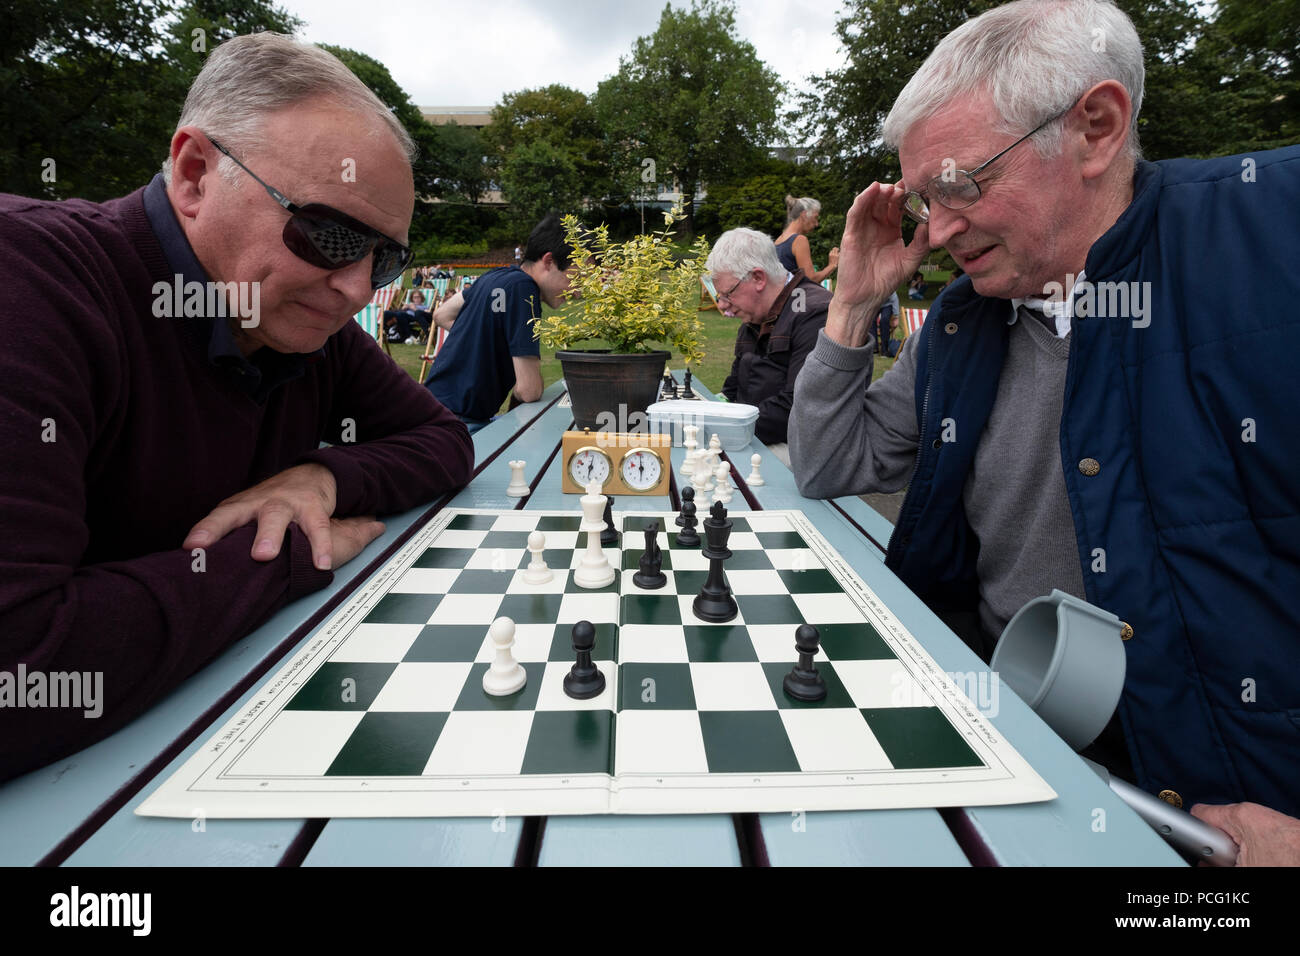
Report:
900,535,911,547
1157,790,1183,808
932,438,943,449
1078,457,1101,476
944,322,958,335
1120,621,1134,641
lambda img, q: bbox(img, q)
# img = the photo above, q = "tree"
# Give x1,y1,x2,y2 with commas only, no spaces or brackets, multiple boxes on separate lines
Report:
798,0,1296,176
0,0,300,201
593,0,783,231
483,84,612,227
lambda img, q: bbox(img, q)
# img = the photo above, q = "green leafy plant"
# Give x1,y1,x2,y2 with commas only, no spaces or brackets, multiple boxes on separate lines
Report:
535,207,711,366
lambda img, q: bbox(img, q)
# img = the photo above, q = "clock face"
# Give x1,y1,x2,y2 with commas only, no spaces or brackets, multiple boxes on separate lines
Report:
620,448,663,492
569,446,612,488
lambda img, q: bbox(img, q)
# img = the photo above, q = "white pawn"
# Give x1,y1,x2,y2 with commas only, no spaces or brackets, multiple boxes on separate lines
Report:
746,453,765,486
573,480,615,589
506,459,529,497
482,617,527,696
712,462,733,505
523,530,553,585
691,448,713,497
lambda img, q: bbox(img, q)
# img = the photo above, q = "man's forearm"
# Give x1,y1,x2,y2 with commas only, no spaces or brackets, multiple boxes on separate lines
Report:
0,524,332,782
789,330,919,499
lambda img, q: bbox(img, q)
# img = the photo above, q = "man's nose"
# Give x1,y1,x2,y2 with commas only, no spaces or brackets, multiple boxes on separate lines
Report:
922,202,967,250
329,254,377,310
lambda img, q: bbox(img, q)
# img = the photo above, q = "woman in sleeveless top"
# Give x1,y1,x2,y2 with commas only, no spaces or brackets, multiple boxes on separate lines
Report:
773,195,840,285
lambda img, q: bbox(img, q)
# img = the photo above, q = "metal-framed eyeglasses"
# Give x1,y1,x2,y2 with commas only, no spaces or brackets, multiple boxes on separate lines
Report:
901,106,1072,225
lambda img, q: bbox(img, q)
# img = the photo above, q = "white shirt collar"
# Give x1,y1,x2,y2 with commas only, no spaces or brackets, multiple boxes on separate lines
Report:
1009,270,1085,338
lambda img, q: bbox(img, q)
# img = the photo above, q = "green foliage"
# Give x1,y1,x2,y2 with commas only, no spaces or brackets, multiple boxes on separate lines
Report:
593,0,783,230
413,237,488,262
799,0,1299,172
484,85,612,229
499,139,584,230
0,0,300,200
535,207,711,364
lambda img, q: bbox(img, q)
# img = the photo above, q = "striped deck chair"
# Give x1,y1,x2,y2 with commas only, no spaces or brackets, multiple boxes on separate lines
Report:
901,307,928,340
699,274,720,311
429,276,451,304
354,279,403,355
820,278,834,292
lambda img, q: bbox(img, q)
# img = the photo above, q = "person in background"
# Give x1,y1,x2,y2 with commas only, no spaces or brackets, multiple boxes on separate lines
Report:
773,196,839,285
710,227,832,463
424,215,574,433
876,289,901,358
907,270,928,299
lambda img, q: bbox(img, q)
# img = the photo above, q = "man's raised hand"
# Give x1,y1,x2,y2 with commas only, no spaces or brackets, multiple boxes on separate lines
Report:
825,182,930,348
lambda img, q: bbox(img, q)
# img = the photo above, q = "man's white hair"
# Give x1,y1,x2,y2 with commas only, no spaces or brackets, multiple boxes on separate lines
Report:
883,0,1145,161
162,32,416,183
706,227,788,283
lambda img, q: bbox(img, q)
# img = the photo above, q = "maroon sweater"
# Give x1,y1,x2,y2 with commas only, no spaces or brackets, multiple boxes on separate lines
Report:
0,187,474,781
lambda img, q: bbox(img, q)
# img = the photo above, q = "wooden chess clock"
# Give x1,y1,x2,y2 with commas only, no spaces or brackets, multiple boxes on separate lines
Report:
560,428,672,495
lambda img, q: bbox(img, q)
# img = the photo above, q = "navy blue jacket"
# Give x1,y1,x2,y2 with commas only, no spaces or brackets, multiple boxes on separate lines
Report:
887,148,1300,816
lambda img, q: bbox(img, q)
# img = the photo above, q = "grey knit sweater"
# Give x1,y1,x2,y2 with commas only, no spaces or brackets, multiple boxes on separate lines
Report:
789,310,1086,642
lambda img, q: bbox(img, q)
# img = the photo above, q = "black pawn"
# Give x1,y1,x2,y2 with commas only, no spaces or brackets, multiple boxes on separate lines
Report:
692,500,737,623
600,494,619,547
783,624,827,702
676,490,700,547
633,521,667,589
682,368,695,399
675,485,693,527
563,620,606,700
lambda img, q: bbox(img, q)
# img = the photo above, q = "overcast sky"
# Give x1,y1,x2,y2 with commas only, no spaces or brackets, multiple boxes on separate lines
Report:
282,0,849,108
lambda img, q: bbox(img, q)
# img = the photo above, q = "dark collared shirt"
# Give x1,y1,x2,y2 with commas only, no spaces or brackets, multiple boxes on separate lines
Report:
141,174,319,404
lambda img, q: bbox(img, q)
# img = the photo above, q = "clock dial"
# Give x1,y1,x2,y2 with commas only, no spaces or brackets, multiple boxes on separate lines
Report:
620,448,663,492
569,446,612,488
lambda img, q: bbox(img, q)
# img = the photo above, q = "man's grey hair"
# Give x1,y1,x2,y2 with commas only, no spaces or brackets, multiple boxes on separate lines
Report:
883,0,1145,161
785,195,821,225
162,32,416,183
706,227,789,284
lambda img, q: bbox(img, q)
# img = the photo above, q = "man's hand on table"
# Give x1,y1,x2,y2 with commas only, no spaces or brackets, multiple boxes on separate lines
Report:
1191,801,1300,866
826,181,930,349
183,462,381,571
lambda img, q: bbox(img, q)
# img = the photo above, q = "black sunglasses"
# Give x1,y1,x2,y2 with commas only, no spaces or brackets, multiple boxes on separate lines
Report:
208,137,412,289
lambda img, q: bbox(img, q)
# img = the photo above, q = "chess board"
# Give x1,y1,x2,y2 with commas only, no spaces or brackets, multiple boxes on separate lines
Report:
137,508,1054,818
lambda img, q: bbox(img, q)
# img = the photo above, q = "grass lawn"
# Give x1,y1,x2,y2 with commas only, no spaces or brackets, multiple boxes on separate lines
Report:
385,267,960,395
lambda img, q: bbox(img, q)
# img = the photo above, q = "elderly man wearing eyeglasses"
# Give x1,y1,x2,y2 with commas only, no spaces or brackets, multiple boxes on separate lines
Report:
789,0,1300,864
0,33,474,782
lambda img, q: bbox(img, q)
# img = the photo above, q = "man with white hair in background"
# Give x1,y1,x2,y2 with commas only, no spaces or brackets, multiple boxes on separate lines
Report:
0,33,474,782
708,227,833,457
790,0,1300,864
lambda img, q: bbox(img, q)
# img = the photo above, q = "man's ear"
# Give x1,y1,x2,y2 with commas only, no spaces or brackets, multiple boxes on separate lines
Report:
168,126,217,222
1074,79,1132,181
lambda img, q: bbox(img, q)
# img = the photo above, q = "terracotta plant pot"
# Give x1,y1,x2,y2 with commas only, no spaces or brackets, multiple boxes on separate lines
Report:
557,349,670,431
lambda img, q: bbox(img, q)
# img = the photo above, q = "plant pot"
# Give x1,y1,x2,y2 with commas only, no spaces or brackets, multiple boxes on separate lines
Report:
557,349,670,431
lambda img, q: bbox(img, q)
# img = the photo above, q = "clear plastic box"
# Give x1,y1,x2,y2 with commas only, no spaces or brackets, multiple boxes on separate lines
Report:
647,400,760,451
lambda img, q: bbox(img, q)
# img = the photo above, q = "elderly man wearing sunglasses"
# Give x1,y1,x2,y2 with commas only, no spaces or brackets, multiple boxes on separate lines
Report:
0,33,474,782
788,0,1300,864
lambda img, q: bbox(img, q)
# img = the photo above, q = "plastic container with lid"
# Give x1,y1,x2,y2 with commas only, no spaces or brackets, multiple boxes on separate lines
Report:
647,400,760,451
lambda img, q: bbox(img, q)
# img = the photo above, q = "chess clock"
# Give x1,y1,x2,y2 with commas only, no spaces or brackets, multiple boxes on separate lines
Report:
561,429,671,495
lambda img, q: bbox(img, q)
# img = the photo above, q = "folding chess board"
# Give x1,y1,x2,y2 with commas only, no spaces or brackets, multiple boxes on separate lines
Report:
137,508,1054,818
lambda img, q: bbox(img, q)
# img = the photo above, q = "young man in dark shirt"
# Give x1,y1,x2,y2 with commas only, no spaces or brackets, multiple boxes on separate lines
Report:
0,33,473,782
424,216,574,432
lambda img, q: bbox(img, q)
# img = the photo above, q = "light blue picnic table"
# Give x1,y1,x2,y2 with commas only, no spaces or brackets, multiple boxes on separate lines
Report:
0,376,1182,866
